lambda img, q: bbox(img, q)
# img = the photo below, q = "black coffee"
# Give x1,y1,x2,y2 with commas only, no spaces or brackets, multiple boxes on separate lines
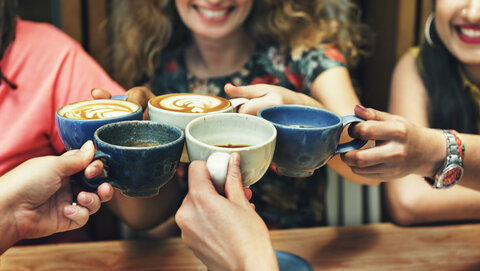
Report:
215,144,251,148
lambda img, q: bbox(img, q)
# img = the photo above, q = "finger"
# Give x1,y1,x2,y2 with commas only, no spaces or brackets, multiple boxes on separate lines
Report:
224,83,268,99
341,143,401,168
76,191,101,214
354,105,394,122
84,159,107,179
56,141,95,177
97,183,114,202
126,86,155,109
349,119,408,142
90,88,113,99
63,204,90,229
224,153,250,206
187,160,217,193
237,97,274,115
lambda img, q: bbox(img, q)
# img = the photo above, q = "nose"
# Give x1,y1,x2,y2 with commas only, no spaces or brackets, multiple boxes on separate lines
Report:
463,0,480,23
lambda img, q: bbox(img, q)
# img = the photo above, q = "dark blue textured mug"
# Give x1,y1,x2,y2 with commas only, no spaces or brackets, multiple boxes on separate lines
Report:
85,120,184,197
258,105,366,178
55,96,142,150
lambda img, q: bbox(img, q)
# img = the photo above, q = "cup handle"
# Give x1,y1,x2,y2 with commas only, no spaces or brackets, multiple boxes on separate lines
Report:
229,98,249,112
334,115,367,155
206,152,231,192
111,94,128,101
80,150,115,189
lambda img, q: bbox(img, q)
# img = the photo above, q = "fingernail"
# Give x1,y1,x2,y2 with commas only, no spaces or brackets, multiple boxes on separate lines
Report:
227,83,237,87
355,105,367,112
80,140,93,152
90,88,98,95
65,205,76,216
80,193,93,205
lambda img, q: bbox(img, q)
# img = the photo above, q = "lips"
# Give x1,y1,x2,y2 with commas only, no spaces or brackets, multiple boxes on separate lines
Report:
455,25,480,44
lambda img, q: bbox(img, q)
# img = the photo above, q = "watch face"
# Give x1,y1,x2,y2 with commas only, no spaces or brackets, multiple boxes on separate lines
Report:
443,168,461,186
441,165,463,188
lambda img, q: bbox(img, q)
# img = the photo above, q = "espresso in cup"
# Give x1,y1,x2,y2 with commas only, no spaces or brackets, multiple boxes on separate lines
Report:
150,93,231,113
60,99,139,119
149,93,248,162
56,99,143,150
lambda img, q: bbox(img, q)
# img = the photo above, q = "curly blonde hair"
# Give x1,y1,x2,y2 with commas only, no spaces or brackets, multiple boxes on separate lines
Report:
109,0,370,88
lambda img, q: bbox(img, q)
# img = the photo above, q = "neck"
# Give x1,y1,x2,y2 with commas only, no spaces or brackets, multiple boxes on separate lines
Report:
462,64,480,87
186,29,254,78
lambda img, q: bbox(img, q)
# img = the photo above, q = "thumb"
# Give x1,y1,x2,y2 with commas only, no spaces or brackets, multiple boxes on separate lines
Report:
224,153,250,207
56,141,95,177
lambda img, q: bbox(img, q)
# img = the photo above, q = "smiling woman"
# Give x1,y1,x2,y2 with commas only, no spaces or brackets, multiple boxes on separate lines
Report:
385,0,480,226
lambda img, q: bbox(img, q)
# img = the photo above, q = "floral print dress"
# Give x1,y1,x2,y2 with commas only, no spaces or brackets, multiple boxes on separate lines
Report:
150,43,347,229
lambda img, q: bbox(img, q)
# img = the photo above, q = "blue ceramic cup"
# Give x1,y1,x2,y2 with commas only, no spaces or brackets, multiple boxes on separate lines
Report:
85,120,184,197
258,105,366,177
55,96,142,150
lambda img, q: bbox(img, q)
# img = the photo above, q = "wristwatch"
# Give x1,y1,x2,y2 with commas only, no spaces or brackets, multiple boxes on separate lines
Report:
424,130,464,189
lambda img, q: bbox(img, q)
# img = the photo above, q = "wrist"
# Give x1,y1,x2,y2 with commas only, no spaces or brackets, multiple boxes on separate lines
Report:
241,240,278,271
0,183,21,254
421,128,447,177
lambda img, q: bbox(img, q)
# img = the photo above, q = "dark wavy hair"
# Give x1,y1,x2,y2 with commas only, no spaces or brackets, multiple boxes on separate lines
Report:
418,8,478,133
0,0,17,89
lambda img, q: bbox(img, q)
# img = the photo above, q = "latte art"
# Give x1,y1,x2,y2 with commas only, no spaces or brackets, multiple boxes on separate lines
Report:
151,93,231,113
60,100,139,120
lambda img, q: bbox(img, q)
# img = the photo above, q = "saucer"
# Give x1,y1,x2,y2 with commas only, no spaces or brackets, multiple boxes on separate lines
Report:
276,250,313,271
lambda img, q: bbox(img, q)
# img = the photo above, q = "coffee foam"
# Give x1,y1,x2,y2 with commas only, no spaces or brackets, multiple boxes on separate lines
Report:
61,101,137,119
152,94,230,113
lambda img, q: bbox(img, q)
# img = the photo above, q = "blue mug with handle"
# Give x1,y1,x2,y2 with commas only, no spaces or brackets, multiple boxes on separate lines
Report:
84,120,184,197
55,95,142,150
258,105,366,178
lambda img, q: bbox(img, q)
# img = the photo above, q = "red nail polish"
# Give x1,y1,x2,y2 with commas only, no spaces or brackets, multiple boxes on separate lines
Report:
228,83,237,87
356,104,367,112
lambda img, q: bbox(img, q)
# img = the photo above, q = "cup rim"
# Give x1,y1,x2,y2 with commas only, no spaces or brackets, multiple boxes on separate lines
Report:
185,113,277,151
94,120,185,150
55,99,142,122
148,93,233,116
257,105,342,130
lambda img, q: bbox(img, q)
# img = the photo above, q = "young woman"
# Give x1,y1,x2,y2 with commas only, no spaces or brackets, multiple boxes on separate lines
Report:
382,0,480,225
109,0,375,229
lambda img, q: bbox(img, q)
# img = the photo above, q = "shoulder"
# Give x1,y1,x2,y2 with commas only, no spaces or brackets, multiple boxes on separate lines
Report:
392,49,421,84
14,19,85,57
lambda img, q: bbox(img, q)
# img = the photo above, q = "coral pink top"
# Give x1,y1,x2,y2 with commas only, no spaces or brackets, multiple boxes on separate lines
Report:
0,19,124,176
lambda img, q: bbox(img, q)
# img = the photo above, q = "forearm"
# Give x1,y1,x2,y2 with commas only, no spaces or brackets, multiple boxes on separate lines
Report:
386,176,480,225
106,179,182,230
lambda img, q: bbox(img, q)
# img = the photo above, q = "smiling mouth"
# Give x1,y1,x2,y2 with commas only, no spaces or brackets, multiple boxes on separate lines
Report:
193,5,234,19
457,26,480,38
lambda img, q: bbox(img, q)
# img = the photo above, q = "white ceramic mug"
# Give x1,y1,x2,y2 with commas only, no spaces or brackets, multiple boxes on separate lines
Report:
148,93,247,162
185,113,277,191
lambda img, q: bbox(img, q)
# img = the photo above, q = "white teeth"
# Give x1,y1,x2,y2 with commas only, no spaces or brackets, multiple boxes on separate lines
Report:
197,7,228,18
460,27,480,38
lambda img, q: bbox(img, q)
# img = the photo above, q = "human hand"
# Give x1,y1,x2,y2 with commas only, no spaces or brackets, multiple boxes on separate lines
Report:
1,141,114,242
91,86,156,119
341,105,446,180
225,83,320,115
175,153,278,271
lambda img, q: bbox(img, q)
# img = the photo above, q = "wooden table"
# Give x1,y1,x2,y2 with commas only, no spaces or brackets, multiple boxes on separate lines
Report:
1,222,480,270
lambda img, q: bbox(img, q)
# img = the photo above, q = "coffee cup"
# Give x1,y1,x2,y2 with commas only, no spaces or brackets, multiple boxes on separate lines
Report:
56,98,142,150
83,120,184,197
148,93,248,162
185,113,276,191
258,105,366,178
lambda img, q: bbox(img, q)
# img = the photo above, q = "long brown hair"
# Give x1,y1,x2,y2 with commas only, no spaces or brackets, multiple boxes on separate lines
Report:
109,0,370,88
0,0,17,89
